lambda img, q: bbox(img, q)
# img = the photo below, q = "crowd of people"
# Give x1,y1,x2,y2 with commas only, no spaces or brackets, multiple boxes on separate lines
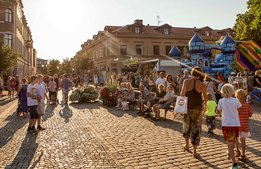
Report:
108,68,260,169
0,67,260,169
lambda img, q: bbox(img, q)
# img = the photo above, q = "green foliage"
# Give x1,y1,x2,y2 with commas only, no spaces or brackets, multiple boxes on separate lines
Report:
0,45,19,73
47,59,60,76
234,0,261,44
60,58,73,75
72,51,93,76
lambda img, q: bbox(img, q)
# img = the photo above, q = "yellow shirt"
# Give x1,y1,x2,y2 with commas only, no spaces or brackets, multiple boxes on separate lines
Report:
205,100,217,116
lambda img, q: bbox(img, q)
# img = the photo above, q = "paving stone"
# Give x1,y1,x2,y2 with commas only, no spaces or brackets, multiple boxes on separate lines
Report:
0,94,261,168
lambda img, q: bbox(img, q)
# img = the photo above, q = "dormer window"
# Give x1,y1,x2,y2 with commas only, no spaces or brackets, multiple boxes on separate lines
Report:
164,29,169,35
205,31,210,37
135,27,140,33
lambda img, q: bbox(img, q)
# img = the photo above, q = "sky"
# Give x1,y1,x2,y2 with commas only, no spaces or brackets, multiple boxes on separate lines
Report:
22,0,248,61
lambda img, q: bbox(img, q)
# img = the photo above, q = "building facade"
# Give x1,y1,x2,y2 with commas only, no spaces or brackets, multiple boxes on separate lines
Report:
36,58,48,75
0,0,37,77
79,19,233,80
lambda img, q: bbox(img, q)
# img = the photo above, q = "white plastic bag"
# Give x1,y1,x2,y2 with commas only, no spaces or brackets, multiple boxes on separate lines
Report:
174,96,188,114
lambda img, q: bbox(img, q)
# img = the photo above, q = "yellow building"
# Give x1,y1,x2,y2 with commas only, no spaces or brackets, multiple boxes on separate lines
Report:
0,0,37,77
79,19,232,80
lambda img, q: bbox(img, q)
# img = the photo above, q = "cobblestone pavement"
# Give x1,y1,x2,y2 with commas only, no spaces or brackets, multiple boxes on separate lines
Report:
0,100,261,168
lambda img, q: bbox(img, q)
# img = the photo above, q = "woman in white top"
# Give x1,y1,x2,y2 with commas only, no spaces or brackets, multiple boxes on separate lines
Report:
204,75,218,103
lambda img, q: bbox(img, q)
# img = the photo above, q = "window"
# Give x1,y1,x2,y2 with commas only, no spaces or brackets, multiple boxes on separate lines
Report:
4,34,12,47
135,27,140,33
153,45,160,55
136,45,143,55
120,45,127,55
5,9,12,22
205,31,210,36
164,29,169,35
165,45,171,55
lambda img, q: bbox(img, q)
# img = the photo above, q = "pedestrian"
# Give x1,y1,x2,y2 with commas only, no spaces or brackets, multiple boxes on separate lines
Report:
61,73,71,104
27,75,40,134
180,67,207,158
137,84,152,115
204,74,218,103
18,78,28,117
36,74,48,130
6,76,12,99
205,93,217,135
10,77,17,99
234,89,253,161
218,84,242,169
48,77,57,104
94,74,98,87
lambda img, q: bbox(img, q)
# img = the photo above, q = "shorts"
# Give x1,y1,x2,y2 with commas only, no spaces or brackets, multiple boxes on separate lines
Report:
28,106,39,119
37,102,45,116
239,131,251,138
222,126,239,142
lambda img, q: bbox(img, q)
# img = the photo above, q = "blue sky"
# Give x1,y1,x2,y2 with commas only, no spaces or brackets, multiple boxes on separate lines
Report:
22,0,248,60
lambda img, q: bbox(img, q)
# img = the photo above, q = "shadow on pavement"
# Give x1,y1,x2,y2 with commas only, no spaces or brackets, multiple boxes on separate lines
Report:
70,100,101,110
59,104,73,123
0,112,28,149
6,133,38,168
42,104,57,122
0,98,14,107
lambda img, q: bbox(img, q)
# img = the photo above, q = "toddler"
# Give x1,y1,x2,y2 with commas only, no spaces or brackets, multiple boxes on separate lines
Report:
205,93,217,135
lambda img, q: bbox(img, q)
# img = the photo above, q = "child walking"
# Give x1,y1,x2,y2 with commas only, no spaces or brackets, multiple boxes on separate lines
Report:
235,89,253,161
218,84,242,169
205,93,217,135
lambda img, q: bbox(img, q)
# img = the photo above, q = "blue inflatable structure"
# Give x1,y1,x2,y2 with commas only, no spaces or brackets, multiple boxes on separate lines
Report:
169,34,236,77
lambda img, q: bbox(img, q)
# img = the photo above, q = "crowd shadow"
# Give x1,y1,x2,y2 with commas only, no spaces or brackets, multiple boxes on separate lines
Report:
6,133,38,168
59,104,73,123
42,104,58,122
0,112,27,149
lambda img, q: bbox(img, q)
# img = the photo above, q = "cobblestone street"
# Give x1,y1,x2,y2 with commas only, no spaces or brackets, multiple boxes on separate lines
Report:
0,100,261,168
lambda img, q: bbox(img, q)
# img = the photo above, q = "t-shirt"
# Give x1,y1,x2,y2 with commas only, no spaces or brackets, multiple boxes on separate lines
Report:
205,100,217,116
27,84,38,106
48,81,57,92
218,97,242,126
163,92,175,104
238,102,253,132
155,78,166,86
36,83,46,103
61,78,71,91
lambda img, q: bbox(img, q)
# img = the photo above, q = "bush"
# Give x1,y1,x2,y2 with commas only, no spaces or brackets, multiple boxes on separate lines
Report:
70,85,98,102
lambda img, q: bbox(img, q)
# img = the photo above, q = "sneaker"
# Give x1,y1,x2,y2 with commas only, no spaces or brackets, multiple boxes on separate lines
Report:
37,125,46,131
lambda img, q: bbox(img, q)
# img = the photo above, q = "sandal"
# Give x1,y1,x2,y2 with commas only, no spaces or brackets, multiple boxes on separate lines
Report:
193,153,200,158
235,150,241,158
241,155,247,161
183,146,191,153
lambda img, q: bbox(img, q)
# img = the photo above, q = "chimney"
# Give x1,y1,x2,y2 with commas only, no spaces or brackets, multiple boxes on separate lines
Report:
134,19,143,25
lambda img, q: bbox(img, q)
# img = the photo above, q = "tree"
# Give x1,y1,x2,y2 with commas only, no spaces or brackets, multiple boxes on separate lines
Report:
47,59,60,76
72,51,93,76
60,58,73,75
233,0,261,44
0,45,19,75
